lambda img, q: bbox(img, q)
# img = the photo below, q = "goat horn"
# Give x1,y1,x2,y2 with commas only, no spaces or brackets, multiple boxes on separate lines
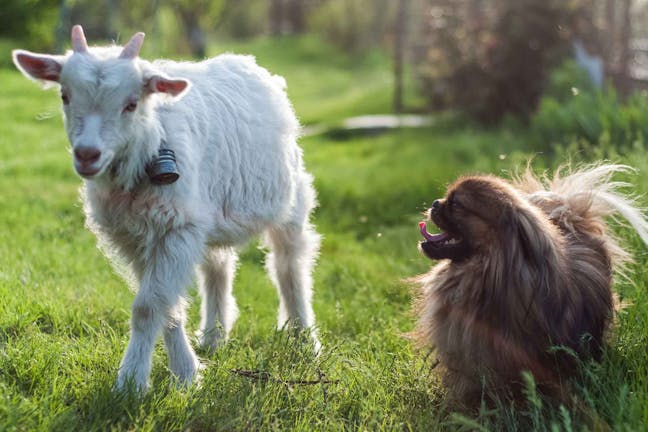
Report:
119,32,145,59
71,25,88,53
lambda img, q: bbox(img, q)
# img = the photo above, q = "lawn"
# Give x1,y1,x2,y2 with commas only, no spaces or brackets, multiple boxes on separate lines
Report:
205,34,426,126
1,35,648,431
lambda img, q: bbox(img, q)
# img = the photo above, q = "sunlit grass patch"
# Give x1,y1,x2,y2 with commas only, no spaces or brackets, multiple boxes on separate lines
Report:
1,36,647,430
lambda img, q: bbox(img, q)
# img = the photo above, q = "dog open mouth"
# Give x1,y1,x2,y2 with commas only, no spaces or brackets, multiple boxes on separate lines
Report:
418,221,470,261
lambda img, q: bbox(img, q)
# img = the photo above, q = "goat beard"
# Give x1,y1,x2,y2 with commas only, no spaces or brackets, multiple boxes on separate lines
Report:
411,172,620,409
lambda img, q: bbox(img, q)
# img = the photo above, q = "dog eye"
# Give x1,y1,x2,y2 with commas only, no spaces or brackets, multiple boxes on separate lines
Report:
448,197,464,209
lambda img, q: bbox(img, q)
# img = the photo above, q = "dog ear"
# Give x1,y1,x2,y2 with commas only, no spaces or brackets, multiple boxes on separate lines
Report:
503,205,554,267
518,211,544,262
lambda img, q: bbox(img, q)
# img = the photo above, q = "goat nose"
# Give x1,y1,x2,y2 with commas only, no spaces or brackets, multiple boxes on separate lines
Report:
74,146,101,164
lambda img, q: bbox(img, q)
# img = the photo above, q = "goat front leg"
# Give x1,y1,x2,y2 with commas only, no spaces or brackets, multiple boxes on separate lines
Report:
116,228,204,392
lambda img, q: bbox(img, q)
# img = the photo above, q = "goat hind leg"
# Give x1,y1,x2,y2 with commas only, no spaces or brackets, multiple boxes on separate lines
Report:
264,223,321,350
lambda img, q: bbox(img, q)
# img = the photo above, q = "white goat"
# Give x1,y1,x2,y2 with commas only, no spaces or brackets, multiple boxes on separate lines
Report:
13,25,321,391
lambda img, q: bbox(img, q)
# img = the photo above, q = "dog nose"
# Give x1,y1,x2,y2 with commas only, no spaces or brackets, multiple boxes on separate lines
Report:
429,200,441,216
74,146,101,164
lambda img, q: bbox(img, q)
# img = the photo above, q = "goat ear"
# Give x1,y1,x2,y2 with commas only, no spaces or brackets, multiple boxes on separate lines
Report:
145,75,190,98
12,50,64,84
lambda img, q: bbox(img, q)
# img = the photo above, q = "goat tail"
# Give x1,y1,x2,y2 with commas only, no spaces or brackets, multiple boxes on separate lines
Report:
515,162,648,265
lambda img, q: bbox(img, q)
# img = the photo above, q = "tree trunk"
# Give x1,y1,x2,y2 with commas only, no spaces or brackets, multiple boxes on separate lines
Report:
179,10,206,59
467,0,483,26
604,0,616,66
269,0,284,36
619,0,633,97
105,0,118,41
370,0,390,44
55,0,72,53
286,0,306,33
393,0,408,113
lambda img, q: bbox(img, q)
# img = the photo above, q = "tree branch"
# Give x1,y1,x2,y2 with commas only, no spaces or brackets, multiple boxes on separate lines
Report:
229,369,340,386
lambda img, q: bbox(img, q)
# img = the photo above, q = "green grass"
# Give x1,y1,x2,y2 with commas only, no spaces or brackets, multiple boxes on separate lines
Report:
205,34,423,126
1,35,648,431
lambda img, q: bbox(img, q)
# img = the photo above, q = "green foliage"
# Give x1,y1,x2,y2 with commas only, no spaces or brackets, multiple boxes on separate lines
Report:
540,60,593,101
0,0,60,49
531,61,648,155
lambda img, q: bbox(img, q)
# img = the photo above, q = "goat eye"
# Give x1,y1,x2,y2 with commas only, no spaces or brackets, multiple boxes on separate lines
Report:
123,101,138,113
61,93,70,105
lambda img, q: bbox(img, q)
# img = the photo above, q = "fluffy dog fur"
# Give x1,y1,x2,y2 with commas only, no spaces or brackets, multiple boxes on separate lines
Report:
413,164,648,407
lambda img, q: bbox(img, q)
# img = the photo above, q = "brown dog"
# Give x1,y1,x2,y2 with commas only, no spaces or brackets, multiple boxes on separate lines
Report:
413,164,648,408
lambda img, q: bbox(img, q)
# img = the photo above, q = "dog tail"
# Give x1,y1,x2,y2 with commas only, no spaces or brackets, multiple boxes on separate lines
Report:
515,163,648,266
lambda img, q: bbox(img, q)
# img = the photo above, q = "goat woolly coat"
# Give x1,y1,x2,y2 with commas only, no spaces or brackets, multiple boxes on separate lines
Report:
13,26,321,390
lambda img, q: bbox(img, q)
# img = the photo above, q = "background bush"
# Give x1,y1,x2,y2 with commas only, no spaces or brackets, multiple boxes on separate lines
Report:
0,0,60,50
531,61,648,154
414,0,585,125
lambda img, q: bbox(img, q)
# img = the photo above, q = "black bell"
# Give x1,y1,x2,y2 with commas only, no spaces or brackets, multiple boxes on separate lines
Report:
147,148,180,185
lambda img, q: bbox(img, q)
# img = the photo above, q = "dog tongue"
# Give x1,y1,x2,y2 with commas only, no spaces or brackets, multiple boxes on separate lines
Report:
419,221,450,242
